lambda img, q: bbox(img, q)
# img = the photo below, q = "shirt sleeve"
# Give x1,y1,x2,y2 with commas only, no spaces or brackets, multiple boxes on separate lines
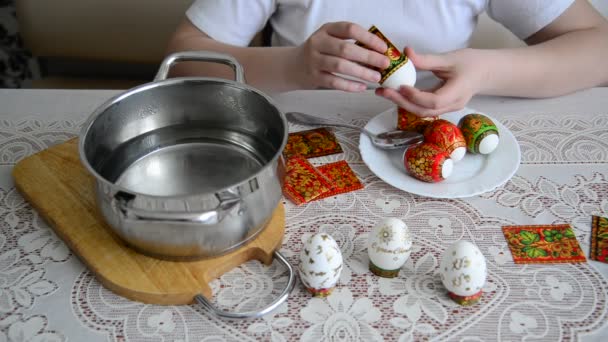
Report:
186,0,276,46
487,0,576,40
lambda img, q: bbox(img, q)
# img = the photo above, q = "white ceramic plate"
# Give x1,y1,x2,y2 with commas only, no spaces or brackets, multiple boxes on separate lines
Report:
360,107,521,198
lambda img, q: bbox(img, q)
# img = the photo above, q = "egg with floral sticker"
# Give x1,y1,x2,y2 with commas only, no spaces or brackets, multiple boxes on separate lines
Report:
439,240,487,306
458,113,500,154
368,218,412,278
423,119,467,162
298,233,343,297
404,142,453,182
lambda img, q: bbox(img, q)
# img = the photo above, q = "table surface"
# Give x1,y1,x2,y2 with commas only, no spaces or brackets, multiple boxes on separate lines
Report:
1,88,607,341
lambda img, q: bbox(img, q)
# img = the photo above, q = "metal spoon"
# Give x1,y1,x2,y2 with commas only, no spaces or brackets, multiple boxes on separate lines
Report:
285,111,424,149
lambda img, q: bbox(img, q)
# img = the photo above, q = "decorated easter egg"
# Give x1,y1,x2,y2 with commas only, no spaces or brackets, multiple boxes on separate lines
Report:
404,142,453,183
298,233,343,297
439,240,487,306
356,25,416,89
368,218,413,278
423,119,467,162
382,57,417,90
397,107,438,133
457,113,500,154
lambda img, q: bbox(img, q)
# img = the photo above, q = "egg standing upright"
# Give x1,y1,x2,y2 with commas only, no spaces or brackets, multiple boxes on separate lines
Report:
298,233,343,297
368,218,413,277
439,240,487,306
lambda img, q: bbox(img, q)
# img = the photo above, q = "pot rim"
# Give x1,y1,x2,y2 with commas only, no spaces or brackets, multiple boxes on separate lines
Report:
78,76,288,200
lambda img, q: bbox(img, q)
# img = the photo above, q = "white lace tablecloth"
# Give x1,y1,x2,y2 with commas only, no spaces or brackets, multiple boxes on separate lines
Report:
1,88,607,341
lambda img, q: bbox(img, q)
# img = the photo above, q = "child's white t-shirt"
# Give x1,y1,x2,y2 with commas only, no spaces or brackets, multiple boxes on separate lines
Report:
186,0,574,86
187,0,574,50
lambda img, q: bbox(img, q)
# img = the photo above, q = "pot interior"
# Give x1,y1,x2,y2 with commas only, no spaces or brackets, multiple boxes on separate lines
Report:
83,80,286,196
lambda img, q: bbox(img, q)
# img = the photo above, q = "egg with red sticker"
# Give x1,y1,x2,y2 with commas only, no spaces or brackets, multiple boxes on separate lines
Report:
423,119,467,162
404,142,453,183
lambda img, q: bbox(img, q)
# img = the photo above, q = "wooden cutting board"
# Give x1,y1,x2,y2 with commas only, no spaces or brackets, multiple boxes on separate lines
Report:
11,138,285,305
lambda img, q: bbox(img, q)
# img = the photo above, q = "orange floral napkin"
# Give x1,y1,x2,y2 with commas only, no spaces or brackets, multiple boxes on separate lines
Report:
282,158,364,205
502,224,586,264
283,128,343,159
282,156,333,205
316,161,364,200
590,216,608,263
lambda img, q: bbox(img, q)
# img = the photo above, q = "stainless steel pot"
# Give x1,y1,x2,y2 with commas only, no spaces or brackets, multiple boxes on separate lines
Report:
79,51,294,319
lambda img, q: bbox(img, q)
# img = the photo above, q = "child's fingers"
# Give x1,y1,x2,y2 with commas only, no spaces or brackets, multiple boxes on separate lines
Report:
405,47,451,71
325,22,387,53
318,55,381,83
318,71,367,92
318,39,389,70
399,80,467,112
376,86,465,117
375,88,440,117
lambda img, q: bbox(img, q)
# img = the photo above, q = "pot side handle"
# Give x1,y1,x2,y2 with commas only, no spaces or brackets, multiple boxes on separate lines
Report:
154,51,245,83
195,251,296,320
113,190,241,225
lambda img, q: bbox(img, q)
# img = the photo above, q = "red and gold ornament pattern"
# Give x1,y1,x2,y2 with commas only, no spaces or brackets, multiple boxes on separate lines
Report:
404,142,451,183
316,160,364,200
356,26,409,84
305,287,334,297
448,290,483,306
397,107,437,132
283,127,343,159
282,156,332,205
423,119,466,156
590,215,608,263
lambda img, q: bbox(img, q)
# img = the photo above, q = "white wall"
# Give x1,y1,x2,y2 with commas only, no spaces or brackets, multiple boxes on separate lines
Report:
471,0,608,49
590,0,608,16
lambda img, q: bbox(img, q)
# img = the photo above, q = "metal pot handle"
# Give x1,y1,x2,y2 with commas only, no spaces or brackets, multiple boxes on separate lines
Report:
114,190,241,225
195,251,296,320
154,51,245,83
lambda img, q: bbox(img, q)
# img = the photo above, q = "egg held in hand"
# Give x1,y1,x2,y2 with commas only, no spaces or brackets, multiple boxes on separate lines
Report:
397,107,438,132
423,119,467,162
439,240,487,306
382,56,417,90
358,25,416,89
368,218,413,278
298,233,343,297
404,142,453,182
458,113,500,154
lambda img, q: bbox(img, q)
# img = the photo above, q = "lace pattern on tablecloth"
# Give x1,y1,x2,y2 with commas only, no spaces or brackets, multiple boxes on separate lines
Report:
0,114,607,341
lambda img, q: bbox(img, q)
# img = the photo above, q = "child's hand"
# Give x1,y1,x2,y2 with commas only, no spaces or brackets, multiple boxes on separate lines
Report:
292,22,390,92
375,47,489,117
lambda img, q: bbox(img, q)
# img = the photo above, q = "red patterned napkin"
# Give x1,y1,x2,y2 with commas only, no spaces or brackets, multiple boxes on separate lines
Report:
283,128,343,159
502,224,586,264
315,160,364,200
282,156,333,205
590,216,608,263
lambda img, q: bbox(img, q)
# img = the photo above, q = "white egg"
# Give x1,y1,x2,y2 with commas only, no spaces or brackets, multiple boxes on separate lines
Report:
298,233,343,296
439,240,486,304
382,59,417,89
450,146,467,162
368,218,413,277
478,133,499,154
